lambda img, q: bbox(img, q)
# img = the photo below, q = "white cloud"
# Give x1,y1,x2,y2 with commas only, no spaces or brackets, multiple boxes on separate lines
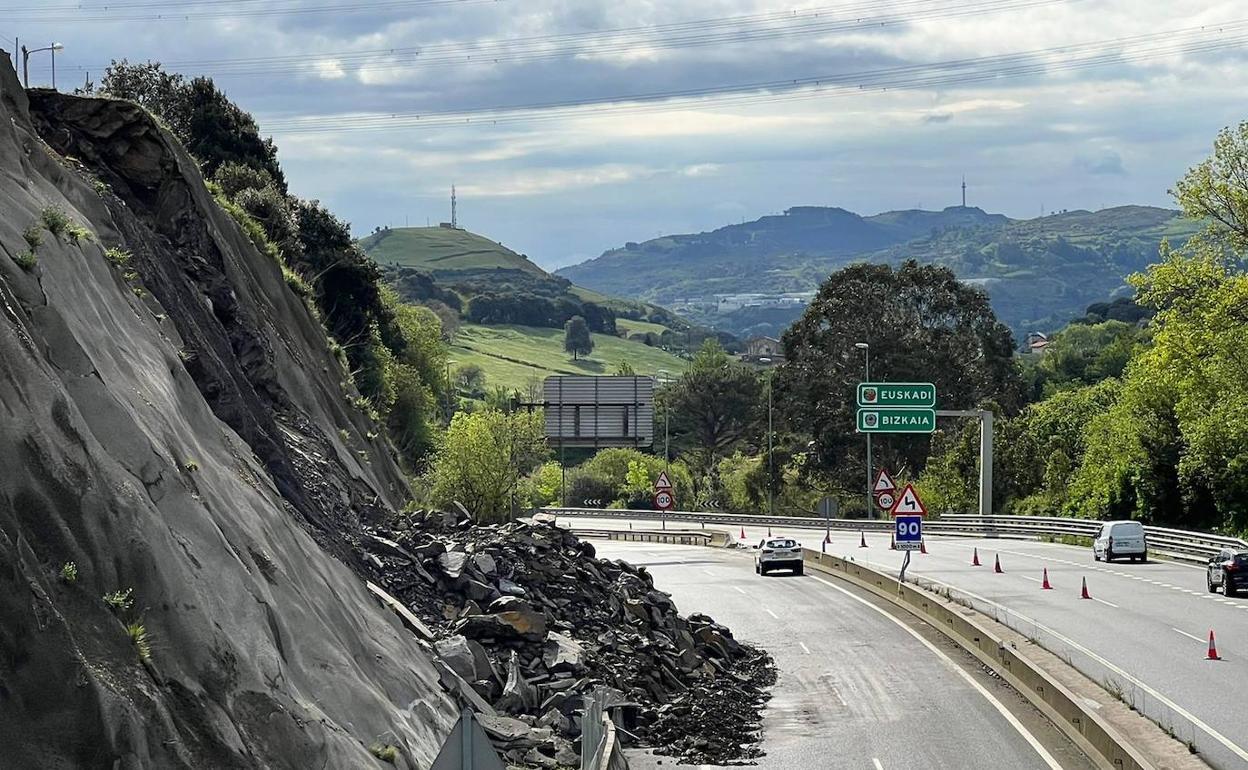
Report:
41,0,1243,266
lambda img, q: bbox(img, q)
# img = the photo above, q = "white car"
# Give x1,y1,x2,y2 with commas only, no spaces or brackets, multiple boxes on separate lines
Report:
755,537,804,575
1093,520,1147,563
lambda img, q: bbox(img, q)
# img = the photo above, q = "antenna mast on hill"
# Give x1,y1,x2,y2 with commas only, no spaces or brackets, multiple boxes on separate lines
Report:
961,176,967,208
451,185,458,229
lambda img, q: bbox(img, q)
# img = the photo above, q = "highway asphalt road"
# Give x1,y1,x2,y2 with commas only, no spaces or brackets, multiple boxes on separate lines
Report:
571,517,1248,770
593,540,1096,770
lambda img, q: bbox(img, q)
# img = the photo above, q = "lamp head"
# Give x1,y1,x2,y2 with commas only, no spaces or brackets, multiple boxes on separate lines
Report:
854,342,869,350
52,43,64,51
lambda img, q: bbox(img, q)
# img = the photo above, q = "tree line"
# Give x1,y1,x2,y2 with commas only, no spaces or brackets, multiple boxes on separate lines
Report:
920,121,1248,534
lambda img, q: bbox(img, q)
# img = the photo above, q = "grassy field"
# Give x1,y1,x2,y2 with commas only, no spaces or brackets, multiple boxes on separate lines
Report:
359,227,547,276
450,323,688,388
616,318,669,336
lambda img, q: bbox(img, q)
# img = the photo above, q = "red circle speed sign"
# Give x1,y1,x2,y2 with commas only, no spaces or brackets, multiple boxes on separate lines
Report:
654,490,674,510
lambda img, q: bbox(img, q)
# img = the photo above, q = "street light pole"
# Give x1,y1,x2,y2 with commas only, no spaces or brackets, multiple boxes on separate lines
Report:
758,359,775,517
768,370,774,517
21,43,64,89
855,342,872,518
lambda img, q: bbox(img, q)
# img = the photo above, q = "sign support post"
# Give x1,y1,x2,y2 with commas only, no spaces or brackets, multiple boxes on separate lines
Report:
935,409,994,516
653,471,674,529
890,484,927,583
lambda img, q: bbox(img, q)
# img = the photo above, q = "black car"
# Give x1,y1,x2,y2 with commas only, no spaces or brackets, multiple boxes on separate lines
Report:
1206,549,1248,596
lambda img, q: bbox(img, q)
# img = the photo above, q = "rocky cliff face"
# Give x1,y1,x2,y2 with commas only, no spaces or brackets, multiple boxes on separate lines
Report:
0,51,456,768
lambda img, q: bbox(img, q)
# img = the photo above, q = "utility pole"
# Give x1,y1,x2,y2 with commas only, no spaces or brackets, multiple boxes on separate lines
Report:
961,175,967,208
768,369,774,517
451,185,458,229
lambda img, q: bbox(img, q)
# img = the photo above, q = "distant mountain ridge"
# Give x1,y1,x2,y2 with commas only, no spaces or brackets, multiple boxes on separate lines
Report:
556,204,1199,338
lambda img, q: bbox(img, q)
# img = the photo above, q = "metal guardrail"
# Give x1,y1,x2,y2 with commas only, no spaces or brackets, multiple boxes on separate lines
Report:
581,691,628,770
545,508,1248,563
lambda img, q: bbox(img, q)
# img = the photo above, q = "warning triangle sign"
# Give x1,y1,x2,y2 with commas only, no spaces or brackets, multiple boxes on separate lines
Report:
654,471,673,490
873,469,897,494
889,483,927,516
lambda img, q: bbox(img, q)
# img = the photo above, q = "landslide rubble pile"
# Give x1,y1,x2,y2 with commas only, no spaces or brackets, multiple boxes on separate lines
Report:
365,512,776,766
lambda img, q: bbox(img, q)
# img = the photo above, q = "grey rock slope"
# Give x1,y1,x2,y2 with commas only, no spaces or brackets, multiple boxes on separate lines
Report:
0,52,455,768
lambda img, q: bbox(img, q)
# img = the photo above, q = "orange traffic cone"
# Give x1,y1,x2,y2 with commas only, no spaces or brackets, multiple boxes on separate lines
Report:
920,540,928,554
859,531,868,548
1207,630,1221,661
1080,576,1091,599
824,532,832,545
740,526,746,540
971,548,981,567
1042,568,1052,590
993,554,1004,573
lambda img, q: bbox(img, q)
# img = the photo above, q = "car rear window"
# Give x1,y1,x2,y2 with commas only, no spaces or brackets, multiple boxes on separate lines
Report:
1235,553,1248,566
1111,523,1144,536
767,540,797,548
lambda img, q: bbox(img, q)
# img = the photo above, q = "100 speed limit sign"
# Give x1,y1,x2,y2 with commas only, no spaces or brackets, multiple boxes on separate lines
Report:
654,490,674,510
876,492,896,510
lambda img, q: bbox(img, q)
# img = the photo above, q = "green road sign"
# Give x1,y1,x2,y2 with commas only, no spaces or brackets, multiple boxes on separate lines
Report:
857,408,937,433
857,382,936,408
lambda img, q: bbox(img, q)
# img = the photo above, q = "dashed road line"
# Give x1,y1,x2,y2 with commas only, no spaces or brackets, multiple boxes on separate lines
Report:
902,573,1248,763
1173,628,1205,643
809,575,1063,770
799,642,811,654
872,759,885,770
763,607,779,619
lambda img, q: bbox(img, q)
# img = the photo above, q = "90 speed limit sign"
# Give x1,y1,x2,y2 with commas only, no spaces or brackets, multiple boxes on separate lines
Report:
654,490,674,511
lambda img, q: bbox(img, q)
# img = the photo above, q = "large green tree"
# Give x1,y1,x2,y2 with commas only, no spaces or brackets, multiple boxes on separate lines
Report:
1024,320,1148,399
563,315,593,360
426,410,548,522
660,340,762,482
777,261,1022,500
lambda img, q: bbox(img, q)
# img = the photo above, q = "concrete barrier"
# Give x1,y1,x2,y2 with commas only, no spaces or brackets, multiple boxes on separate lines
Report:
802,549,1206,770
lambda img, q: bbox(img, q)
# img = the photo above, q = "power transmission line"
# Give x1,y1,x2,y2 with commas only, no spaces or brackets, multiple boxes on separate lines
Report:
256,21,1248,134
40,0,1083,78
1,0,501,23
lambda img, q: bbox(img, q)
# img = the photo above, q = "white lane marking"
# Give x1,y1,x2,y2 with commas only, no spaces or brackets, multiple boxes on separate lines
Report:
1173,628,1205,643
702,568,715,576
799,642,811,654
809,576,1063,770
1091,597,1119,609
872,759,885,770
1019,575,1040,583
908,574,1248,763
763,607,779,619
733,586,748,595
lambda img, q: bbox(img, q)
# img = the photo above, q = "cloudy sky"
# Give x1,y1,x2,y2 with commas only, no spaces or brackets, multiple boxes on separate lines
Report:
8,0,1247,269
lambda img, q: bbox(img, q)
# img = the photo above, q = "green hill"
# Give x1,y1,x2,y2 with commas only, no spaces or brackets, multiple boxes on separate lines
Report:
360,226,549,276
557,205,1202,338
449,323,689,389
357,227,723,392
